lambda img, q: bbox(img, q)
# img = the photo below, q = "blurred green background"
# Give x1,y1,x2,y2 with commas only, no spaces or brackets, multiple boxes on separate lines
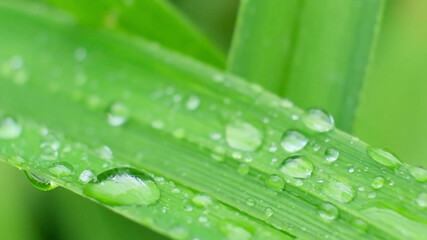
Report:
1,0,426,239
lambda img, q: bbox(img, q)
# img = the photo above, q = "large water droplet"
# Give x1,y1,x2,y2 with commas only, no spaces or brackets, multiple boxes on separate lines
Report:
415,193,427,208
0,117,22,139
279,155,313,179
322,180,355,203
220,221,253,240
409,166,427,182
191,194,213,208
280,130,308,152
83,168,160,206
318,202,339,221
225,120,263,151
302,108,334,132
371,176,385,190
367,147,402,169
324,148,339,163
79,169,96,183
48,162,74,177
107,102,130,126
24,171,57,191
265,175,285,191
185,95,200,110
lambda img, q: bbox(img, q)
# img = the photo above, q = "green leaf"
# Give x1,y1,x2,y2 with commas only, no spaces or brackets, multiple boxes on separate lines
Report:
228,0,385,132
1,2,427,240
40,0,225,68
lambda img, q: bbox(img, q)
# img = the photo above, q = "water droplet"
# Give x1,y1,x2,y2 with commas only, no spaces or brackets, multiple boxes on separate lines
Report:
279,155,313,179
237,163,250,175
280,130,308,152
96,145,113,161
151,120,164,129
351,219,368,232
265,175,285,191
415,193,427,208
10,55,24,69
40,142,59,161
409,166,427,182
302,108,334,132
49,162,74,177
264,207,274,218
246,198,255,206
325,148,339,163
220,221,253,240
367,147,401,169
186,95,200,110
210,146,225,161
322,180,355,203
191,194,212,208
83,168,160,206
318,202,339,221
172,128,185,139
0,117,22,139
79,169,95,183
107,102,129,126
225,120,263,151
24,171,57,191
371,176,385,189
198,216,208,223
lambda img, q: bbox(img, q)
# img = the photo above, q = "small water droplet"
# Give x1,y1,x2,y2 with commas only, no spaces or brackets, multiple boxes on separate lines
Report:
409,166,427,182
74,47,87,62
415,193,427,208
96,145,113,161
49,162,74,177
264,207,274,218
246,198,255,206
367,192,376,199
265,175,285,191
186,95,200,110
325,148,339,163
351,218,368,232
371,176,385,189
151,120,164,129
318,202,339,221
367,147,402,169
280,130,308,152
322,180,355,203
220,221,253,240
0,117,22,139
191,194,212,208
107,102,129,126
24,171,57,191
172,128,185,139
83,168,160,206
302,108,334,132
279,155,313,179
237,163,250,175
225,120,263,151
79,169,95,183
198,216,208,223
210,146,225,161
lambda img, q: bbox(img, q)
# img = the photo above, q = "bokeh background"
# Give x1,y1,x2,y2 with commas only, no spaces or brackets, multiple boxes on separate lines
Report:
1,0,426,239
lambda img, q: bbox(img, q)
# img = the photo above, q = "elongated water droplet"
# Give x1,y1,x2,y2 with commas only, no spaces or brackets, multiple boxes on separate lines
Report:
191,194,212,208
79,169,95,183
325,148,339,163
237,163,250,175
0,117,22,139
322,180,355,203
318,202,339,221
186,95,200,110
371,176,385,190
220,221,253,240
107,102,130,126
49,162,74,177
409,166,427,182
225,120,263,151
265,175,285,191
415,193,427,208
302,108,334,132
367,147,402,169
24,171,57,191
279,155,313,179
83,168,160,206
281,130,308,152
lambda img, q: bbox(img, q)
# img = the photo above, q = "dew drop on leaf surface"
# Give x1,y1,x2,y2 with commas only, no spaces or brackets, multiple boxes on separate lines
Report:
324,148,339,163
225,120,263,151
279,155,313,179
409,166,427,182
265,175,285,191
302,108,335,132
191,194,213,208
0,117,22,139
280,130,308,153
318,202,339,221
83,168,160,206
371,176,385,189
367,147,402,169
24,171,57,191
322,180,355,203
48,162,74,177
107,102,130,127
